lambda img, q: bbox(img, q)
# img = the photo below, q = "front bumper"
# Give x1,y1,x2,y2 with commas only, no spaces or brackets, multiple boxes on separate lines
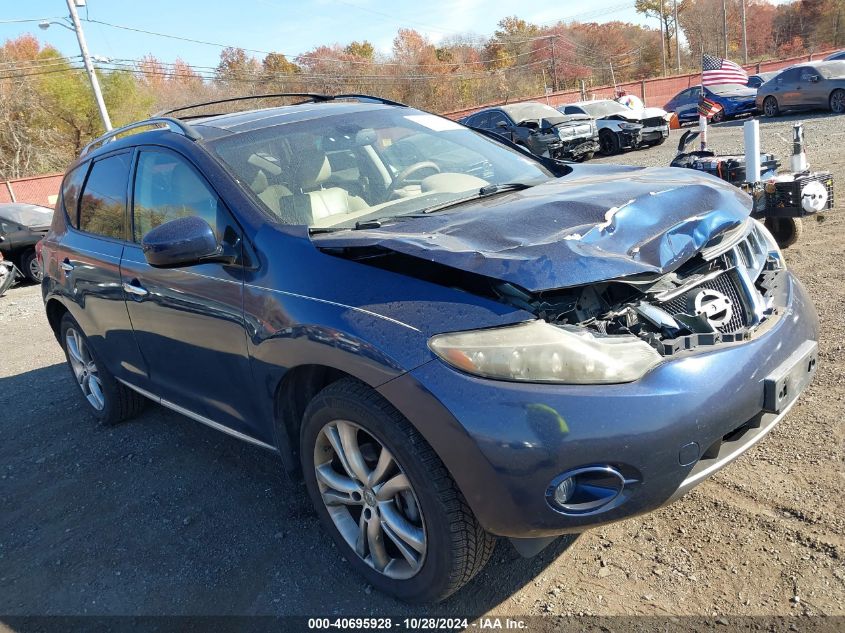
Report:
640,125,669,143
550,137,600,160
379,273,818,538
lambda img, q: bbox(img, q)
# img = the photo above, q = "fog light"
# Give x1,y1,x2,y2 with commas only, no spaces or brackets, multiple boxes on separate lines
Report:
546,465,631,515
553,477,575,505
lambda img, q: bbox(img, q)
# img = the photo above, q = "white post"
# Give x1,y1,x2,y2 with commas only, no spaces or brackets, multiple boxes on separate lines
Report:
698,115,708,151
743,119,761,183
66,0,112,131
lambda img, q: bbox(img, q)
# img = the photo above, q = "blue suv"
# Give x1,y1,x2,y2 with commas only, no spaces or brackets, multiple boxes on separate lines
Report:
41,94,818,603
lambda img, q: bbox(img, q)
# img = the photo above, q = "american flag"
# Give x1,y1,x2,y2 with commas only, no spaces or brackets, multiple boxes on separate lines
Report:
698,97,723,119
702,54,749,86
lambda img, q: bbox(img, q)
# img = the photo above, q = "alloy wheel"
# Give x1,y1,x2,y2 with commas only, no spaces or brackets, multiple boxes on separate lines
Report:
28,257,42,282
313,419,426,579
764,97,778,117
65,327,105,411
831,90,845,114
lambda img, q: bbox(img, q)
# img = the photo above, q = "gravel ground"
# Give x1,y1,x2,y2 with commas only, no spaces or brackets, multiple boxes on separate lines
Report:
0,111,842,622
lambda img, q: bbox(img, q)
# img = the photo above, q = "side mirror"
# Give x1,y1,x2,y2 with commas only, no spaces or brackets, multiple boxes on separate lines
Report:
141,215,230,268
809,75,820,83
496,120,509,129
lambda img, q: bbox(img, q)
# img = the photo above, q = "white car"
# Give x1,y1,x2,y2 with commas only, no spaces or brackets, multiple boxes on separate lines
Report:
559,100,671,155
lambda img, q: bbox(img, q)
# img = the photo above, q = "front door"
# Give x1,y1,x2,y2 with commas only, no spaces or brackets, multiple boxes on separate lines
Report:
119,147,263,439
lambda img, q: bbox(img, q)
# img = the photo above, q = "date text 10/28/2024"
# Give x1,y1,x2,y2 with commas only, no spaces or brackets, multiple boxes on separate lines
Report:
307,618,528,630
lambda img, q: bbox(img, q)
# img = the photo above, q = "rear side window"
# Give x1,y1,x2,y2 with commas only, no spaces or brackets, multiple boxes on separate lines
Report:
132,150,222,241
79,153,131,239
61,163,88,229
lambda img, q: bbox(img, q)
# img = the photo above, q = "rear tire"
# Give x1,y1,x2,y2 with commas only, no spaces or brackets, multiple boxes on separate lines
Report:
60,313,146,425
300,377,496,603
763,96,780,118
599,130,621,155
21,249,40,283
830,89,845,114
710,110,725,124
765,217,803,248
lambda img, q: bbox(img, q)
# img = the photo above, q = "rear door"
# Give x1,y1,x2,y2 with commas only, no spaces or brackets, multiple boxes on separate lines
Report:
776,68,801,107
677,87,701,121
119,146,262,438
53,152,148,381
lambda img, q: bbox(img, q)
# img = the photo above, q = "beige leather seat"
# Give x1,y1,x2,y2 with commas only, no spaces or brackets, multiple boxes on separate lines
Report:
250,169,293,216
287,151,368,223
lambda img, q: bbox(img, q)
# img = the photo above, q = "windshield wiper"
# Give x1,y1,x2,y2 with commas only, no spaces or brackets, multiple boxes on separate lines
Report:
478,182,534,196
423,181,536,214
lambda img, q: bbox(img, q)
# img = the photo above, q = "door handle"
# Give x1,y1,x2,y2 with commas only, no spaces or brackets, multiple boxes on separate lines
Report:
60,259,74,272
122,281,149,298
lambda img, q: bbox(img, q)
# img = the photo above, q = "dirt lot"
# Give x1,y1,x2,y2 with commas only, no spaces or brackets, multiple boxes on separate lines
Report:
0,112,842,622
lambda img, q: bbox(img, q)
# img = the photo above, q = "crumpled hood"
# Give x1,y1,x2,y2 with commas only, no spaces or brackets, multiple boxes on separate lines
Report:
312,164,752,292
610,106,669,121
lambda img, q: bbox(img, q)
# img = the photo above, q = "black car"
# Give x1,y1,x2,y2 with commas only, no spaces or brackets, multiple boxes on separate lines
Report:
40,94,819,603
0,202,53,282
459,102,599,161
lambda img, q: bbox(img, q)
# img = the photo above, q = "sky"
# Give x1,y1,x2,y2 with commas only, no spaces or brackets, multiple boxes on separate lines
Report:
1,0,661,69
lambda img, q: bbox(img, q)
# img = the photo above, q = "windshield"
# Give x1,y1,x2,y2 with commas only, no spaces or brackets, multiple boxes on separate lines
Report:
501,102,564,122
0,203,53,227
579,101,629,117
208,108,556,230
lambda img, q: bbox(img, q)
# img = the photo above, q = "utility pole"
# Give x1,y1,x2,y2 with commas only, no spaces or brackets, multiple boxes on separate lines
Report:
549,36,558,92
659,0,667,76
66,0,112,131
674,0,681,72
740,0,748,64
722,0,729,58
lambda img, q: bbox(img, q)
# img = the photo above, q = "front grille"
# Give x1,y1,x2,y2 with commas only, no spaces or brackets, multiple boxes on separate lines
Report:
659,271,748,333
641,116,666,128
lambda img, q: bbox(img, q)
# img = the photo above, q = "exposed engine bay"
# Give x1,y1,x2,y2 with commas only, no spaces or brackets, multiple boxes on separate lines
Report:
323,218,787,357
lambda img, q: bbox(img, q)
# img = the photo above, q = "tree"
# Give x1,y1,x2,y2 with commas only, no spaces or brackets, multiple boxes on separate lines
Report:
635,0,680,68
215,47,260,89
345,41,375,60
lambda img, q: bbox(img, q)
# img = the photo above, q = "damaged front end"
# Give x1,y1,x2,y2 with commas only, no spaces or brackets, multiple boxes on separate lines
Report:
493,218,786,359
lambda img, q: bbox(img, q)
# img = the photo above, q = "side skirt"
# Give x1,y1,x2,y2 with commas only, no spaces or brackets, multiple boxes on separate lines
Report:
116,378,277,453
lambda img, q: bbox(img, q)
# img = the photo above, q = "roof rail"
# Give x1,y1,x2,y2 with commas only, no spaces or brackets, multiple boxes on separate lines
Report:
155,92,407,118
80,117,200,157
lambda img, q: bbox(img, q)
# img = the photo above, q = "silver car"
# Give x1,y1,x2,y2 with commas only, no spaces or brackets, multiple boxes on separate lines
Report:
756,61,845,116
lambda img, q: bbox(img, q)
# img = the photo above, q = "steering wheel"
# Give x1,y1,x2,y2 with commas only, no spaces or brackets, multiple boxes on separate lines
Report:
387,161,441,196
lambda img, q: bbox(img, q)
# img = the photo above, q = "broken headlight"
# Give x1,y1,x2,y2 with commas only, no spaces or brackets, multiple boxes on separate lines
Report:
428,320,663,384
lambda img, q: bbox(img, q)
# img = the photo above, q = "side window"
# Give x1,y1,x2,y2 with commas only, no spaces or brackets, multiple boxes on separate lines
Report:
78,153,131,239
487,112,508,128
799,67,815,81
61,163,88,229
470,112,489,128
132,150,222,242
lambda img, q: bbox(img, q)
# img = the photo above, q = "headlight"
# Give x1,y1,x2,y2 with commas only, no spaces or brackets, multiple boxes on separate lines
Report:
428,321,663,384
618,122,642,131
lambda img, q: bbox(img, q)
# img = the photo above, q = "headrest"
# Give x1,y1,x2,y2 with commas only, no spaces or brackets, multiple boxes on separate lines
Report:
251,169,269,194
292,152,331,189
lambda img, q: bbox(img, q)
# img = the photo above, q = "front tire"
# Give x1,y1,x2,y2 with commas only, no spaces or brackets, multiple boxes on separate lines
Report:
599,130,621,155
765,217,803,248
763,96,780,118
830,89,845,114
300,378,496,603
60,313,146,425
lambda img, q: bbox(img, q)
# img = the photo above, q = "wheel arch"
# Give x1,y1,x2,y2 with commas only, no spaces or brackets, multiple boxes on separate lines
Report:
272,363,362,476
45,297,69,342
